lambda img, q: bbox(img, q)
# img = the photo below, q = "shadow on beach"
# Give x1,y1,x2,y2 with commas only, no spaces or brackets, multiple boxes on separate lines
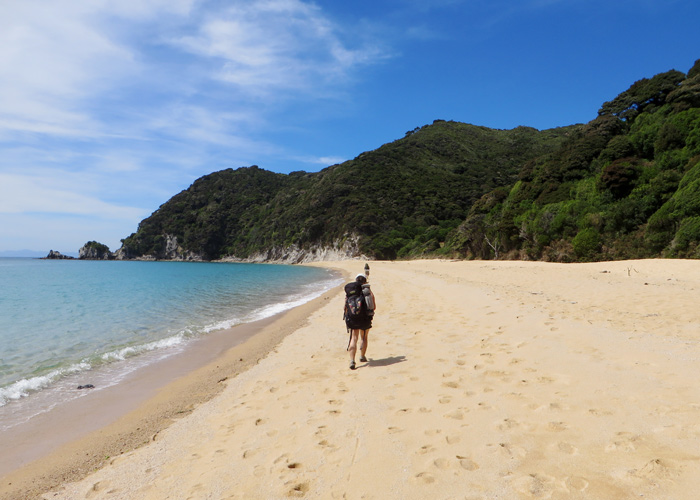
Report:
367,355,406,367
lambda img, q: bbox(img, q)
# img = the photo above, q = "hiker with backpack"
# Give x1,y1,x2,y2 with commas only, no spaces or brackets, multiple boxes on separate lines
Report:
344,273,376,370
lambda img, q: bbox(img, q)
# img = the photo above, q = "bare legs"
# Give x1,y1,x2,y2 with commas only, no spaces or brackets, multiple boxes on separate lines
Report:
348,329,369,368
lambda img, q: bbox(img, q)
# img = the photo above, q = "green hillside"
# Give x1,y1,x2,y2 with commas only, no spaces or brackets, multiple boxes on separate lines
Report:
448,59,700,261
118,122,573,260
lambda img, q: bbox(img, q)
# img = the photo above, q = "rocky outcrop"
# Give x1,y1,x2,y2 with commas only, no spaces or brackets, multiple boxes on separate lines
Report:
110,234,364,263
113,234,203,261
219,235,367,264
43,250,75,260
79,241,114,260
162,235,203,261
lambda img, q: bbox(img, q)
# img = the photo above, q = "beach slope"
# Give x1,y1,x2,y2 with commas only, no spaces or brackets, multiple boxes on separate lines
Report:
23,260,700,499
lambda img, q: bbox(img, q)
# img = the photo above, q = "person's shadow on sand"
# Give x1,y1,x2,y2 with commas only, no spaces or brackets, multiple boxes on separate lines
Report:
365,355,406,367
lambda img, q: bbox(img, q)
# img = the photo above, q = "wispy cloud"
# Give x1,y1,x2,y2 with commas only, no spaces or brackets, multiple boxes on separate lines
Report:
0,172,144,220
172,0,388,98
0,0,391,252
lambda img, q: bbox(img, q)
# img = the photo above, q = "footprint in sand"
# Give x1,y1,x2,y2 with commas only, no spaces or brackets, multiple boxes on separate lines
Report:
444,409,465,420
456,456,480,471
512,473,557,498
547,421,567,432
85,481,110,499
496,442,527,459
484,370,511,382
557,442,578,455
413,472,436,484
417,444,437,455
566,476,589,492
629,458,680,480
432,458,451,470
287,482,310,497
605,432,643,452
497,418,520,430
588,408,614,417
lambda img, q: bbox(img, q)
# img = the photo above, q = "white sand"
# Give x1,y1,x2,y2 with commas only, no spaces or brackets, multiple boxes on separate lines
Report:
37,259,700,499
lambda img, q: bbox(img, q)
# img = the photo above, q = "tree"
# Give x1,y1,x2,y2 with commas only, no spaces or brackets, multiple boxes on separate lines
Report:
599,70,685,121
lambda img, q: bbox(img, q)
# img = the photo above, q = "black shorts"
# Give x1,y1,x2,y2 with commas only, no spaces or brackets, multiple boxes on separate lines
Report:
346,316,372,331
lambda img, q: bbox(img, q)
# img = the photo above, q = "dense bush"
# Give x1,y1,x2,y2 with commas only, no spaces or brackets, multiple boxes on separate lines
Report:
449,59,700,262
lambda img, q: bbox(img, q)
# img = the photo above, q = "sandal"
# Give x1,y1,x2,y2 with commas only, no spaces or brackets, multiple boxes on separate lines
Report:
360,356,367,362
350,360,356,370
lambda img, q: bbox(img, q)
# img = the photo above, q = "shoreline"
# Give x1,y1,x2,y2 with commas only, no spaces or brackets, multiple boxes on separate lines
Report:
0,267,348,500
6,258,700,499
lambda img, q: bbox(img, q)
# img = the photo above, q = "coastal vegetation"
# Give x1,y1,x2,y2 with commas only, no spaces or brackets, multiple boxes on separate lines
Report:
118,123,573,260
116,58,700,262
449,59,700,261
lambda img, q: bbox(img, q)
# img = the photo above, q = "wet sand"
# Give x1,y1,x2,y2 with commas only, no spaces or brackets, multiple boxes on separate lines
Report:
6,259,700,499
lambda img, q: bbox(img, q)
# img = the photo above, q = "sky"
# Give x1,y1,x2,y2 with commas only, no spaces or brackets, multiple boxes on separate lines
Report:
1,0,699,255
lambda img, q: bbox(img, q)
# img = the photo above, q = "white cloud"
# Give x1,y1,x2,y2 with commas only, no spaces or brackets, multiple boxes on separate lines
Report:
0,2,139,138
0,172,144,220
172,0,387,96
300,155,346,166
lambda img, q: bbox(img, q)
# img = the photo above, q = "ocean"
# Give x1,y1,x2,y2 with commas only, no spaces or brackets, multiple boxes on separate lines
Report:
0,258,342,431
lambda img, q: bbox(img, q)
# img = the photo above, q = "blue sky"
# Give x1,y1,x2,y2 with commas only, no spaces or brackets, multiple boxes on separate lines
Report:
1,0,699,255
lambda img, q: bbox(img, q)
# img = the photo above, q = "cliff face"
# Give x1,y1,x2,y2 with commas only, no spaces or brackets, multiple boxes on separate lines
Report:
79,242,113,260
114,234,364,263
220,235,368,264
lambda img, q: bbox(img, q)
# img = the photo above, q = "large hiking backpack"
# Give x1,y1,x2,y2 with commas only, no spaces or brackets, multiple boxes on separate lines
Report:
344,281,365,321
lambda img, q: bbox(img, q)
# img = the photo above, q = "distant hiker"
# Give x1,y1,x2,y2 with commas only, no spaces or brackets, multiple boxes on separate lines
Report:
344,273,376,370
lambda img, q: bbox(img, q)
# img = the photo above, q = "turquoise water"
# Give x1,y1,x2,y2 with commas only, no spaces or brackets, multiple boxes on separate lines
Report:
0,259,341,424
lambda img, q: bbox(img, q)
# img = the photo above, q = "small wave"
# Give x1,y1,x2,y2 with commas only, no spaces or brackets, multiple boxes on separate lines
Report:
100,333,187,362
0,361,90,407
202,276,342,333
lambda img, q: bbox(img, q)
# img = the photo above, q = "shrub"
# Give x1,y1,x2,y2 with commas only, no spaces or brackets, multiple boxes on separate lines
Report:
572,228,601,259
672,216,700,254
599,158,641,198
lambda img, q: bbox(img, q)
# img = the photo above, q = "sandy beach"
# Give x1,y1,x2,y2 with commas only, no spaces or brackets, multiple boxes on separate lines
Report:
4,259,700,499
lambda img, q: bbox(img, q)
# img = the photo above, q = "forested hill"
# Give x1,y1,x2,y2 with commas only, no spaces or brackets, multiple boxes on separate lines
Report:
448,58,700,261
117,122,574,261
116,57,700,263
